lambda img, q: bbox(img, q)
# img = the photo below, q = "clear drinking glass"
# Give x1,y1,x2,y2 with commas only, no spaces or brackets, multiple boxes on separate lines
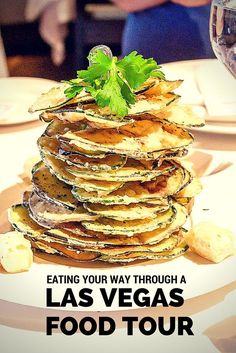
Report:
210,0,236,77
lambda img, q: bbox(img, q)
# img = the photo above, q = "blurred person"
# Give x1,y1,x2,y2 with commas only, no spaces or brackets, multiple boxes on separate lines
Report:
112,0,214,63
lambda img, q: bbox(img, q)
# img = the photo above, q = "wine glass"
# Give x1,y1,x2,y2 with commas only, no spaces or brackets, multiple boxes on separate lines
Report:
210,0,236,78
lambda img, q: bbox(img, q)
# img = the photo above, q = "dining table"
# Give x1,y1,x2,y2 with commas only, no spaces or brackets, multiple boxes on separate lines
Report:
0,59,236,353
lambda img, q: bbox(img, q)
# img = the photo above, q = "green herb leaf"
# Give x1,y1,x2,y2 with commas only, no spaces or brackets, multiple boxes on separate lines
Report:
117,51,165,89
64,85,83,99
78,50,112,83
63,49,165,117
118,76,136,106
95,75,129,117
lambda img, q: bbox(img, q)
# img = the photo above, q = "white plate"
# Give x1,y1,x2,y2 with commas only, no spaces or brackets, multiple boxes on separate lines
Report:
0,77,57,125
162,59,236,125
162,59,205,106
0,150,235,311
187,105,236,135
191,121,236,135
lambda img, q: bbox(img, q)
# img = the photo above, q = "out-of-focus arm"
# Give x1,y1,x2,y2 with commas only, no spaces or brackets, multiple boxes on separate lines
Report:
171,0,211,6
111,0,168,13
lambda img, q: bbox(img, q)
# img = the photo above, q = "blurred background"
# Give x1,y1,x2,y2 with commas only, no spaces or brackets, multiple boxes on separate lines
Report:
0,0,215,80
0,0,127,80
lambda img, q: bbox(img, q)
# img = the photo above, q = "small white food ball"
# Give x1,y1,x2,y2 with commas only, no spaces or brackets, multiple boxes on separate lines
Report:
185,222,235,263
0,231,33,273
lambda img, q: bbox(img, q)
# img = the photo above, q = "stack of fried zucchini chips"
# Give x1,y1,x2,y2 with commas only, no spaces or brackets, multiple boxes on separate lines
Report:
9,77,203,264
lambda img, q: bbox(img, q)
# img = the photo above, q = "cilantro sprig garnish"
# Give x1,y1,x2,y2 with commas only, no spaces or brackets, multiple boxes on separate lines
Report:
64,50,165,117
